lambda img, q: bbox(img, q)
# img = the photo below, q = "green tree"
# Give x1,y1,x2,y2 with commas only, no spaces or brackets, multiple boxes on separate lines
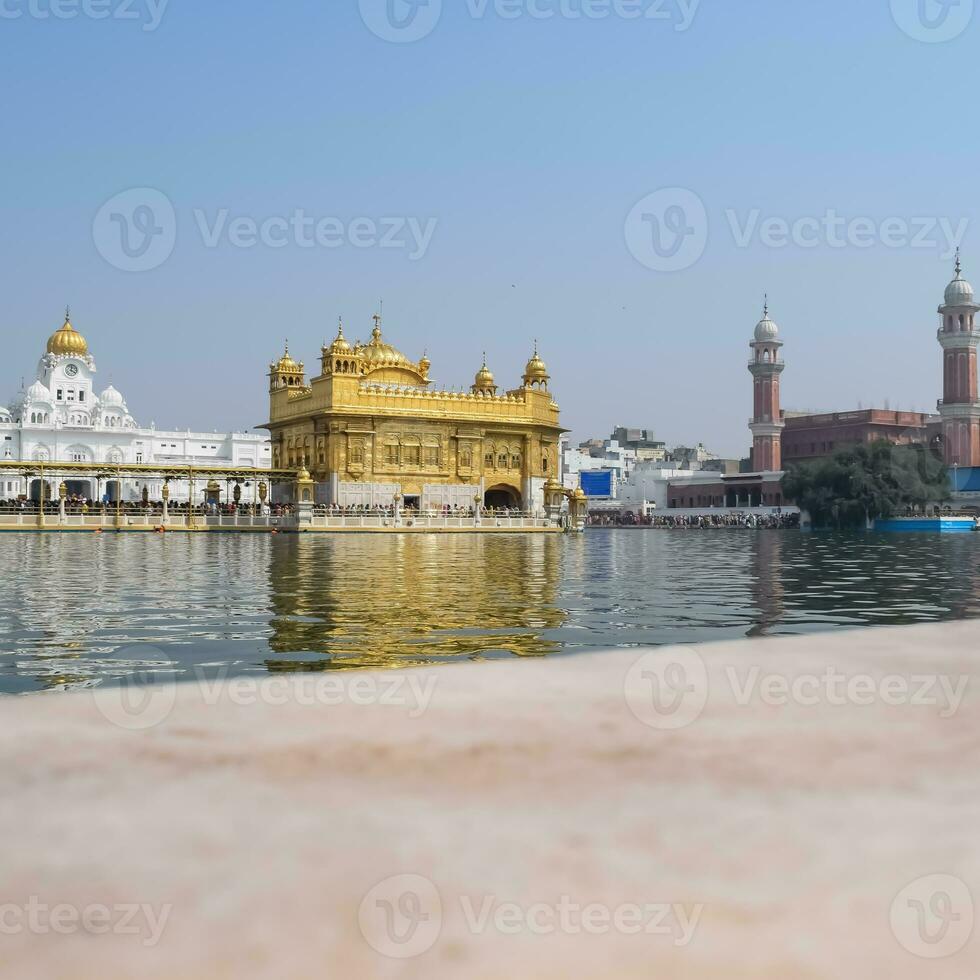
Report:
782,441,950,529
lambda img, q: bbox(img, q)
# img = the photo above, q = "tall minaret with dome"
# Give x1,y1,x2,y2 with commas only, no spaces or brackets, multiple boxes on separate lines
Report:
748,299,785,471
937,251,980,468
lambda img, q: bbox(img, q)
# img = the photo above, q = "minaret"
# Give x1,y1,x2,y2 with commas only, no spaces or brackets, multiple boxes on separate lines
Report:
748,298,785,471
938,251,980,468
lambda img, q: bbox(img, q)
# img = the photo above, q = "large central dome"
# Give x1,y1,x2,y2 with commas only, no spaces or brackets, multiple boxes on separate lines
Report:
47,311,89,357
358,319,428,385
362,324,413,368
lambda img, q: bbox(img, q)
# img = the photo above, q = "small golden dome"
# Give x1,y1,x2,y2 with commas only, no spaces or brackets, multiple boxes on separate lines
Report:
328,319,352,355
523,342,549,382
47,311,88,357
419,352,431,374
474,353,496,389
273,342,302,372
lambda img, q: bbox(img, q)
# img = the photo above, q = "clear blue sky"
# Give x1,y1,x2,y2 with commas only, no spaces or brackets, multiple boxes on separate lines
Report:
0,0,975,454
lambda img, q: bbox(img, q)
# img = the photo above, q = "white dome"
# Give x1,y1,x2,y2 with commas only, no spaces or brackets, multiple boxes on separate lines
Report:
99,384,126,408
754,312,779,342
945,274,974,307
25,380,52,404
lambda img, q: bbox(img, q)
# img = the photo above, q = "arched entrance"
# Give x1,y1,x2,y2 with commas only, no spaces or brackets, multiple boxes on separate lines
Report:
64,480,93,500
29,480,54,503
484,485,521,510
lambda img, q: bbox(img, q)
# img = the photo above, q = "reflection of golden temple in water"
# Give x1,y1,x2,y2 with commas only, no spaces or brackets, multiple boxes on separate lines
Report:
265,534,566,669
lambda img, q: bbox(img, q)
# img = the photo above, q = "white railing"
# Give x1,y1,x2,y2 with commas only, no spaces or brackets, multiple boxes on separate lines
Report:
0,509,554,531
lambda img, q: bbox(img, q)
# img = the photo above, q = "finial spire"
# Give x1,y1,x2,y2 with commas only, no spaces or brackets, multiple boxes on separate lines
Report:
763,293,769,318
337,316,344,337
955,248,962,278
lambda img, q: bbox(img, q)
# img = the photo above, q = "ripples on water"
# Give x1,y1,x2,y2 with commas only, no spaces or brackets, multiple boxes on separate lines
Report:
1,529,978,693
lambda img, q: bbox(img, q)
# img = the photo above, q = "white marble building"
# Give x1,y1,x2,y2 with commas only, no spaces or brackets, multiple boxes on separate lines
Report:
0,313,271,502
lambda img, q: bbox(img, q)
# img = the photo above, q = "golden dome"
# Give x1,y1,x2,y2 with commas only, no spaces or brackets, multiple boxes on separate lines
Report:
474,353,496,389
273,342,302,372
47,311,88,357
362,321,413,368
327,319,352,355
523,342,549,382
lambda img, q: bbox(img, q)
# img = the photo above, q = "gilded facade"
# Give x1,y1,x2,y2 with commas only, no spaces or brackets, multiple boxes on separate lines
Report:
262,315,564,512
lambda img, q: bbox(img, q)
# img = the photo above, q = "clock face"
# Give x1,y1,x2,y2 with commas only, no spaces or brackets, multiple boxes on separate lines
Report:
64,364,79,378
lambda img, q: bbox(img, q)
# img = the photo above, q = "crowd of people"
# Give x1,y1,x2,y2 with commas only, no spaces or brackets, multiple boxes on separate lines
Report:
588,511,800,530
0,497,287,517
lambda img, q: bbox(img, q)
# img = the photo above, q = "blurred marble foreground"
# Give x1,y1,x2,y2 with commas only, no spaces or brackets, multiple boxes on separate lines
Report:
2,621,978,978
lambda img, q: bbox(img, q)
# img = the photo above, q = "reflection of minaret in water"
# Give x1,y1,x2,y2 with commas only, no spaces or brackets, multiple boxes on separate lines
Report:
746,530,785,637
748,298,785,471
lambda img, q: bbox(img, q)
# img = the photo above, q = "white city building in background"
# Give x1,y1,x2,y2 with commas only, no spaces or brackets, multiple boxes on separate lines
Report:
0,313,270,502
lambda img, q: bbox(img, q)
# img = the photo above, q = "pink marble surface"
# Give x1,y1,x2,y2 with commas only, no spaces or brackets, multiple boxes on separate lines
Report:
1,620,978,978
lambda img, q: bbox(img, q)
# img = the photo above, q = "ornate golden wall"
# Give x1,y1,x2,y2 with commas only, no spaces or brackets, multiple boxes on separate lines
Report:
262,318,564,509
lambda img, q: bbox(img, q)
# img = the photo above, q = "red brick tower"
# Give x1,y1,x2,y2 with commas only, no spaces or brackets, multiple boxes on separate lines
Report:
748,299,785,472
938,251,980,467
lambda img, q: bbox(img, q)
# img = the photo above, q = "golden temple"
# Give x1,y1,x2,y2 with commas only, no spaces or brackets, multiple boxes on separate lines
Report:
262,315,565,513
